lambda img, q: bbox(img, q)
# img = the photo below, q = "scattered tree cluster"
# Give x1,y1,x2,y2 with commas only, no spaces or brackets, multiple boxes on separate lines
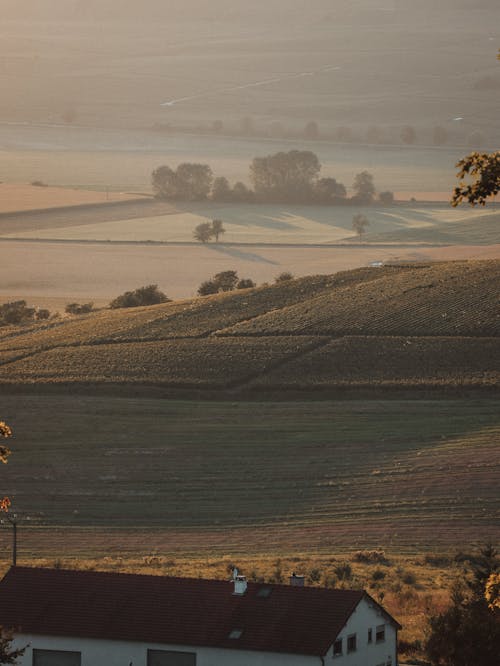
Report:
197,271,256,296
0,300,50,327
193,219,225,243
153,152,390,206
109,285,170,309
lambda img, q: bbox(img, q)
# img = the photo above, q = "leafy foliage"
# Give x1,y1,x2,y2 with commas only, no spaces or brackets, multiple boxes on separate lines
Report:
425,545,500,666
352,213,370,239
249,150,321,202
152,163,213,201
452,151,500,206
0,301,35,326
352,171,376,204
109,285,170,309
0,627,25,665
193,222,213,243
65,302,94,316
197,270,254,296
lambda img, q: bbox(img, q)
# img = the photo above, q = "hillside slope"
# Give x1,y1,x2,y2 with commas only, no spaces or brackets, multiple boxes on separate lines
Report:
0,260,498,394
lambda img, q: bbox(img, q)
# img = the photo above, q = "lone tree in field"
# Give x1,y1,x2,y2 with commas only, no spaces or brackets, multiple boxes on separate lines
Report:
211,219,225,242
352,171,376,204
193,222,213,243
352,213,370,241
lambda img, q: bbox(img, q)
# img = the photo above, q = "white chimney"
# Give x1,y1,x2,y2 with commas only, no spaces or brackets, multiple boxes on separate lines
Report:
290,572,305,587
233,575,248,595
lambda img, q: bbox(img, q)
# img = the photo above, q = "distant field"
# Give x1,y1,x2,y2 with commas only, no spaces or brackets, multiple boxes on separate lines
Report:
0,183,145,214
2,200,498,245
1,395,498,551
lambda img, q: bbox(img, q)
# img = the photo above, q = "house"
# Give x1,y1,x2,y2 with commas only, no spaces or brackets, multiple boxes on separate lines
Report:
0,566,401,666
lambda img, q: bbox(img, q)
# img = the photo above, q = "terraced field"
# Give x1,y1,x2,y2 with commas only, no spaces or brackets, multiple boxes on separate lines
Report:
0,260,498,393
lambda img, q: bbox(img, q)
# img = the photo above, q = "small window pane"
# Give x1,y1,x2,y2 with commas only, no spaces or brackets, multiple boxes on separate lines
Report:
33,649,81,666
147,650,196,666
376,624,386,643
347,634,357,653
333,638,342,656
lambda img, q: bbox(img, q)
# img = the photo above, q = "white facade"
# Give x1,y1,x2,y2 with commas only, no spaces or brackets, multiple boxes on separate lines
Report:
13,597,397,666
14,634,319,666
324,596,398,666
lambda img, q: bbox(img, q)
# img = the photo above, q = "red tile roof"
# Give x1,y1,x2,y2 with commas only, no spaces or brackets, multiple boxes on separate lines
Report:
0,567,396,656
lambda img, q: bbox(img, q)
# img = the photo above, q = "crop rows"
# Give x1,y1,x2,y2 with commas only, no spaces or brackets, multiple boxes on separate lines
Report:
251,336,500,389
220,261,500,338
0,336,321,387
2,396,498,544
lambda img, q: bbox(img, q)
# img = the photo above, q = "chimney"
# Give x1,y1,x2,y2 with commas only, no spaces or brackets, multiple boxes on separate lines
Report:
231,567,247,595
233,575,248,595
290,572,305,587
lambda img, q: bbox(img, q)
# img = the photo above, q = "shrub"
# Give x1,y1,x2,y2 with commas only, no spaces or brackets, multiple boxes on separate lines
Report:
353,549,389,564
334,562,352,581
31,180,48,187
36,309,51,320
372,568,386,582
274,272,294,283
109,285,170,309
197,271,255,296
0,300,36,325
236,278,256,290
65,302,94,315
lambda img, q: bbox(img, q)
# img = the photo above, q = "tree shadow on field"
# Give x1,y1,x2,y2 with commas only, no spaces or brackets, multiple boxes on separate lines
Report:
207,244,278,264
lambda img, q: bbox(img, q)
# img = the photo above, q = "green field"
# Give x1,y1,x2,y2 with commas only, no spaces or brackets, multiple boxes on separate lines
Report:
1,395,499,552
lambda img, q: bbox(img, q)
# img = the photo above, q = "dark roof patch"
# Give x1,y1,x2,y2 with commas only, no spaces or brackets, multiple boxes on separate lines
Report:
0,567,398,656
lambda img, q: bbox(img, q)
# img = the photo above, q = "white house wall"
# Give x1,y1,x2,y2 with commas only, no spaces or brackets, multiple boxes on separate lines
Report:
324,597,398,666
13,634,321,666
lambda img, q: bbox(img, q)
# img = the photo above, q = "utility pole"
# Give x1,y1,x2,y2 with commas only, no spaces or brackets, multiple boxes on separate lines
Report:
4,513,18,566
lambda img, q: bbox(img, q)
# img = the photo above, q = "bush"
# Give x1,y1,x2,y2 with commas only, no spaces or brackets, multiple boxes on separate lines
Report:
65,302,94,315
197,271,255,296
31,180,48,187
236,278,256,290
109,285,170,309
36,309,51,320
274,272,294,283
0,300,36,325
353,549,389,564
334,562,352,581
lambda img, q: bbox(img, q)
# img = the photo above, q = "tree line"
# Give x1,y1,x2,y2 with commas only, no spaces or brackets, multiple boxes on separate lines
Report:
152,150,393,206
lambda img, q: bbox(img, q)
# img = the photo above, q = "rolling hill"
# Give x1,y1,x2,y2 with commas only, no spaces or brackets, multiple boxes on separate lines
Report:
0,260,498,395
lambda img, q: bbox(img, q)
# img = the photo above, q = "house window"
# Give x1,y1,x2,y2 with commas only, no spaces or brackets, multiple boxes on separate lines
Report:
33,649,81,666
333,638,342,656
368,628,373,643
147,650,196,666
376,624,386,643
347,634,357,653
